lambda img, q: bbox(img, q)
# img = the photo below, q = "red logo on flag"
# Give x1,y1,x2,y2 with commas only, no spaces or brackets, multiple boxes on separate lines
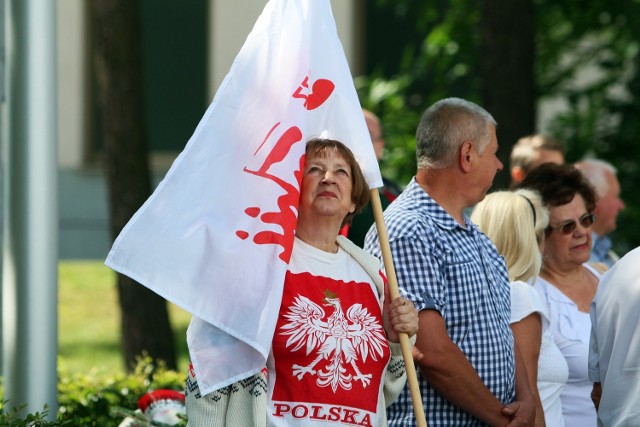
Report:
292,76,336,110
236,123,304,262
236,76,336,262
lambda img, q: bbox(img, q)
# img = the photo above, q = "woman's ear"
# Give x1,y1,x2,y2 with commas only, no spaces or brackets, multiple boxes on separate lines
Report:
511,166,525,184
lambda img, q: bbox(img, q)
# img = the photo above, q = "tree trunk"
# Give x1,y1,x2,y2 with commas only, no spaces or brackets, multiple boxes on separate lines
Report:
89,0,177,370
479,0,536,190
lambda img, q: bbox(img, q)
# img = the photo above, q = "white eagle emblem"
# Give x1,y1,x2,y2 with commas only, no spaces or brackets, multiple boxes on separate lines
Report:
279,291,387,392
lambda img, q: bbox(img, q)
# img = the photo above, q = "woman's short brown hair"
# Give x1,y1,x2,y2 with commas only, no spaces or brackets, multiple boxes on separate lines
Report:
516,162,597,212
305,138,370,227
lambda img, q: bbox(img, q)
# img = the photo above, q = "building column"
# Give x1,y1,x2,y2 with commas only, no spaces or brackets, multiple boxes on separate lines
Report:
2,0,58,419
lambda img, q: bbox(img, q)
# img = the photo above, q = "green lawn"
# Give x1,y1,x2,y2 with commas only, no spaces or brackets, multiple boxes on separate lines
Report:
58,261,191,375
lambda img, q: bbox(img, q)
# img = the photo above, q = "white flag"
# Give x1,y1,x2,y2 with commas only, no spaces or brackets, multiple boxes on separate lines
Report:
105,0,382,394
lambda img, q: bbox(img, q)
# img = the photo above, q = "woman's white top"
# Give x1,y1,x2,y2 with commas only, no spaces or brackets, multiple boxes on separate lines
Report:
266,237,392,427
510,280,568,427
534,264,602,427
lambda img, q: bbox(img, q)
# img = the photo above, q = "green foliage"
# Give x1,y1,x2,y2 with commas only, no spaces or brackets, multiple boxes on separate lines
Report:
0,403,76,426
359,0,640,253
1,357,186,426
368,0,480,99
356,74,419,185
358,0,484,186
535,0,640,253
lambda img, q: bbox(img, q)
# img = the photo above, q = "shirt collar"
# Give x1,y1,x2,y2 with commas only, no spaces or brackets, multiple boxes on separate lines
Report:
405,177,476,233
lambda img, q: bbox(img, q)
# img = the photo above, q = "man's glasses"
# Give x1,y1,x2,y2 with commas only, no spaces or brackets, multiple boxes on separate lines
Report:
546,213,596,235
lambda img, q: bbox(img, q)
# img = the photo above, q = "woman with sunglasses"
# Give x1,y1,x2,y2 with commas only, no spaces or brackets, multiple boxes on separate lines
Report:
517,163,600,427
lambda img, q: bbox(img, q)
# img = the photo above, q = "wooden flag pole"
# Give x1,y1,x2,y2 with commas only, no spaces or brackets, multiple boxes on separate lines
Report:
370,189,427,427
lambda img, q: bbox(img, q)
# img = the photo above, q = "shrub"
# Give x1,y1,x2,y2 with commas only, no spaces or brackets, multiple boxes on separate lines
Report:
1,356,186,426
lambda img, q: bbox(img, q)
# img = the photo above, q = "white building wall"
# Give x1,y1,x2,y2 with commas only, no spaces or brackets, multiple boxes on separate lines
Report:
209,0,360,97
57,0,87,170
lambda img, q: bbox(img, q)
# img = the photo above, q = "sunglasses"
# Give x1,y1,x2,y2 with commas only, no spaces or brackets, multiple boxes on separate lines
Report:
546,213,596,235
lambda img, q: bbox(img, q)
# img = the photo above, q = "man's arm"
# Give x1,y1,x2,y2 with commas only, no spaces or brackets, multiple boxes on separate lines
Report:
510,314,543,426
591,382,602,411
415,309,515,427
502,340,536,426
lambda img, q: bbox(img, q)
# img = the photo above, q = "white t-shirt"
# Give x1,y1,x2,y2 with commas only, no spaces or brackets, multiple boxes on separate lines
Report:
266,237,390,427
511,281,568,427
589,247,640,427
534,264,602,427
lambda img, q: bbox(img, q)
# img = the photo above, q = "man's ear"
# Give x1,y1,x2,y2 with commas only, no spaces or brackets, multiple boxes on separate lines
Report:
511,166,525,184
460,141,474,173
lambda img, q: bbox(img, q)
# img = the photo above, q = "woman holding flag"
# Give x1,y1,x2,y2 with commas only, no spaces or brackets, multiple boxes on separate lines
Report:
184,138,419,426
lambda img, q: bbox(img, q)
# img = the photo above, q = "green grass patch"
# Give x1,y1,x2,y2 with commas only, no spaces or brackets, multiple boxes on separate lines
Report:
58,261,191,375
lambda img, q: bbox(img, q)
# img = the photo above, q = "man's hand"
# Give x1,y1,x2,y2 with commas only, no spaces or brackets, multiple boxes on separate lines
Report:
501,398,535,427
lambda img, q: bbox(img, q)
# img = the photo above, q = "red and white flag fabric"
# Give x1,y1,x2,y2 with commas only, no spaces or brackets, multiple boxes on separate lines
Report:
105,0,381,394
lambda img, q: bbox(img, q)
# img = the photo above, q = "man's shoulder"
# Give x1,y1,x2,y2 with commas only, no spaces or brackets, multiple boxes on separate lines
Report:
384,195,439,239
374,180,458,248
474,226,503,254
385,180,436,218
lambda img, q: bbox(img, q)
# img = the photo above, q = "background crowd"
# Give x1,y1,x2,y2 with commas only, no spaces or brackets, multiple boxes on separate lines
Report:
356,98,632,426
184,98,635,427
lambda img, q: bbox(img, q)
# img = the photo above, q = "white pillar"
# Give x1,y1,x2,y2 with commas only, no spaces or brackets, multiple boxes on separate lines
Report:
0,0,5,375
3,0,58,419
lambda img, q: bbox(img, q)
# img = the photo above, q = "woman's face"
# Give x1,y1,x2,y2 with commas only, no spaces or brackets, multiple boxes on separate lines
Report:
298,149,356,223
543,193,593,268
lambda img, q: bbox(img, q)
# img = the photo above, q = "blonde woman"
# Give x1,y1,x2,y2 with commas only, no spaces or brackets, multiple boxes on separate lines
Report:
471,189,569,427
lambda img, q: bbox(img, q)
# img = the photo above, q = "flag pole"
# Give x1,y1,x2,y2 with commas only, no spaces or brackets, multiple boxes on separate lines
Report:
370,189,427,427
